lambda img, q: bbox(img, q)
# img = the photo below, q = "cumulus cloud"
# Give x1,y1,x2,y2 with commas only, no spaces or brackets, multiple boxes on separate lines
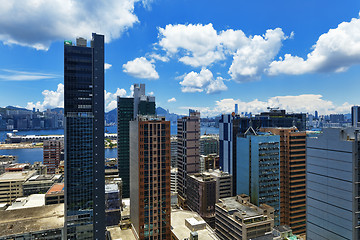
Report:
168,97,176,102
25,83,127,112
268,14,360,75
158,23,224,67
0,0,147,50
156,23,289,82
180,68,228,94
180,94,352,117
0,69,59,81
228,28,286,82
26,83,64,111
123,57,159,79
105,63,112,70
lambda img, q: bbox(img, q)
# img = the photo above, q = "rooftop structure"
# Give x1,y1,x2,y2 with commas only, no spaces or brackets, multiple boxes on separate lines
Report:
6,194,45,210
0,203,64,238
215,195,274,240
45,183,64,205
171,209,218,240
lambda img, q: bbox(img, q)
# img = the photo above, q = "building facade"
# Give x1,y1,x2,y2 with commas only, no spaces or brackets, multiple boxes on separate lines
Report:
130,116,171,240
200,135,219,156
177,111,200,208
117,97,134,199
117,84,155,198
261,127,306,234
306,128,360,240
0,170,36,204
236,132,281,225
351,106,360,127
43,139,64,174
186,173,216,227
64,34,105,239
215,195,274,240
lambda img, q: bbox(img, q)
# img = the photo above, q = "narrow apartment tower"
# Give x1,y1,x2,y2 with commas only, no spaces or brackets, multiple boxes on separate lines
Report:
261,127,306,234
177,110,200,208
236,131,281,226
117,84,155,198
64,33,105,239
43,139,63,174
130,116,171,239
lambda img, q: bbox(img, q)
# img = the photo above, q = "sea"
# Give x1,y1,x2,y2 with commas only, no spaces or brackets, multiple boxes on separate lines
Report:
0,125,219,164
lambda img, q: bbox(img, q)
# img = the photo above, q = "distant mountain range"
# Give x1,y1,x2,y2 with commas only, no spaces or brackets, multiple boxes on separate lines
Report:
104,106,185,124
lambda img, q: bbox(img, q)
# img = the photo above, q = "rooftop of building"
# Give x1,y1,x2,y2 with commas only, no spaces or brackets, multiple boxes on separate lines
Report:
105,183,119,193
200,134,219,139
106,226,136,240
6,194,45,210
27,174,62,182
171,209,218,240
216,195,273,220
205,169,231,178
274,225,292,233
135,115,166,122
46,183,64,195
0,170,36,182
188,173,216,182
0,203,64,237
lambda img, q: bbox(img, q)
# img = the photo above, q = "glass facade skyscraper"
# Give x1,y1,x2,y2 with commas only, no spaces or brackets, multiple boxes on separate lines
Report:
64,33,105,240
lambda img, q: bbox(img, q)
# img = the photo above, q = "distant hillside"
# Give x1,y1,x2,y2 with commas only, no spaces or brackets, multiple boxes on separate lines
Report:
156,107,184,123
105,108,117,124
5,106,31,111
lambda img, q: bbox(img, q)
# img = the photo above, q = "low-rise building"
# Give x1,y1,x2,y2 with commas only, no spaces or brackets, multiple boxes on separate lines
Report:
0,155,17,175
0,170,36,204
6,194,45,210
215,195,274,240
22,174,62,196
0,203,64,239
187,173,216,227
171,209,218,240
45,183,64,205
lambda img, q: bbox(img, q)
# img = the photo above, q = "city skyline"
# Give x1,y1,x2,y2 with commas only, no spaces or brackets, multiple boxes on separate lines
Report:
1,0,360,117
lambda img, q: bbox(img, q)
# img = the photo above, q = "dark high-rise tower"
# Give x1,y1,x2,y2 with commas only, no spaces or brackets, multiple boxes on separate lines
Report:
64,33,105,239
117,84,155,198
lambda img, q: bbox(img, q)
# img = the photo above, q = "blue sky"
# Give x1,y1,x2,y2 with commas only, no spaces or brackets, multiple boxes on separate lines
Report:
0,0,360,117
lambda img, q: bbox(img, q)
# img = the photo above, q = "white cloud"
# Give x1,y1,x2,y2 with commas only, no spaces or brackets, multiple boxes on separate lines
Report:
167,97,176,102
123,57,159,79
0,0,147,50
148,91,154,96
180,68,228,94
206,77,228,94
156,23,288,82
180,94,352,117
105,88,127,112
148,53,169,62
228,28,286,82
0,69,59,81
26,83,64,111
268,14,360,75
158,23,224,67
105,63,112,70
